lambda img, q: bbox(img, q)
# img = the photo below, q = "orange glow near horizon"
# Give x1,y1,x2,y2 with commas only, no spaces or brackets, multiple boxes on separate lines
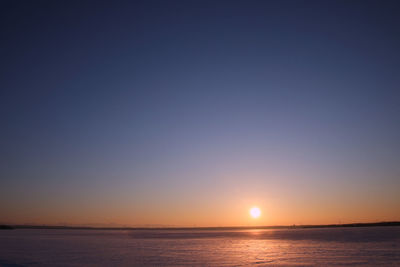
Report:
2,170,400,227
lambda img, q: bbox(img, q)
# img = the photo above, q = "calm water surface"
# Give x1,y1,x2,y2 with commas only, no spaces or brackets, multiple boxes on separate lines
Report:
0,227,399,266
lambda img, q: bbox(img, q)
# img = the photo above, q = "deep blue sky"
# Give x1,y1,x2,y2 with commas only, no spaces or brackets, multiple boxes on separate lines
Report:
1,0,399,226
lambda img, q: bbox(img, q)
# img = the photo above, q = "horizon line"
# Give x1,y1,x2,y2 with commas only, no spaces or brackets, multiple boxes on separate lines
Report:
3,221,400,231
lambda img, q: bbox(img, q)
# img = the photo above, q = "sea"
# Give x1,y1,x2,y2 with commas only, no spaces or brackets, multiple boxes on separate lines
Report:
0,226,399,266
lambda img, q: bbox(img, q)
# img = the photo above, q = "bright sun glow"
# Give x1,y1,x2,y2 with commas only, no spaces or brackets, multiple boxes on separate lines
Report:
250,207,261,218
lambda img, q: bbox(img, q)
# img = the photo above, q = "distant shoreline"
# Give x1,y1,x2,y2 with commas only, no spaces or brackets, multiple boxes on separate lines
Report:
2,221,399,231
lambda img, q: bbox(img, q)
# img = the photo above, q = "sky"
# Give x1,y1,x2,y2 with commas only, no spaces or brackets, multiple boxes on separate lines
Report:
1,0,399,227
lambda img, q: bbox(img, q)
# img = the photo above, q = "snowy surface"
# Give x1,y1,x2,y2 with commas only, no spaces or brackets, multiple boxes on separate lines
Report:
0,227,399,266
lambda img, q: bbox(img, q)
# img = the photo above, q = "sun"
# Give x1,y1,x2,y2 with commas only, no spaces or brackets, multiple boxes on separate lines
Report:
250,207,261,219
